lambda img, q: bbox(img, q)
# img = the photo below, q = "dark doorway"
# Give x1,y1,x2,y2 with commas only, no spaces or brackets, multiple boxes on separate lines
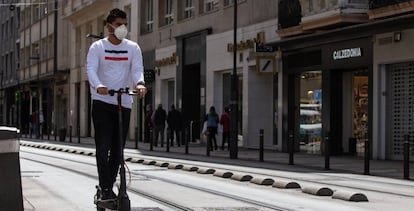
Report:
182,63,201,141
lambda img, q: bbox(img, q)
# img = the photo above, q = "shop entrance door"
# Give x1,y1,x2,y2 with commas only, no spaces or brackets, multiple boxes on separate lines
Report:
182,63,201,141
342,70,368,156
386,62,414,160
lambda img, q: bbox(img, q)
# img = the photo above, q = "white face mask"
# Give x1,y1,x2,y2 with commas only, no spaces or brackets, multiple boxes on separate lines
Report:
113,24,128,40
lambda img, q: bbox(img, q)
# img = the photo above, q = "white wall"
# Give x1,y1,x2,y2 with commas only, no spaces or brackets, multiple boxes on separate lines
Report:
373,29,414,159
206,19,279,148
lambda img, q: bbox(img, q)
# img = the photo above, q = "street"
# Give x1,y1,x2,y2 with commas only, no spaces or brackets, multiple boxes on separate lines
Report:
19,140,414,211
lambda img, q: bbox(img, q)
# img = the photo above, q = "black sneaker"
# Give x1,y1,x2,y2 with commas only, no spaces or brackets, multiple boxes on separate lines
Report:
100,189,117,201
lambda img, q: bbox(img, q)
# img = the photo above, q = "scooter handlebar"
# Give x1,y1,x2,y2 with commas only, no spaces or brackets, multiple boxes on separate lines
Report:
108,88,138,96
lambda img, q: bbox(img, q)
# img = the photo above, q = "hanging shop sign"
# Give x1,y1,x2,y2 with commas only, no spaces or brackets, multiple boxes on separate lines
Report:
332,47,362,60
227,32,265,52
154,53,178,67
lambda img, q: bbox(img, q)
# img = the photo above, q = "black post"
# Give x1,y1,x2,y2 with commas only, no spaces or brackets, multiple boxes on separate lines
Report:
259,129,264,162
289,130,294,165
404,134,410,180
149,127,153,151
167,128,170,152
54,125,57,141
77,126,80,143
229,0,239,159
135,126,138,149
325,132,330,170
138,98,143,147
47,125,50,140
364,132,370,175
185,126,189,154
69,125,72,143
206,133,210,157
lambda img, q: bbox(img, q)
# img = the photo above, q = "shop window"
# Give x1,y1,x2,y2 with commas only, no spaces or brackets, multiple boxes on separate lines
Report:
299,70,322,154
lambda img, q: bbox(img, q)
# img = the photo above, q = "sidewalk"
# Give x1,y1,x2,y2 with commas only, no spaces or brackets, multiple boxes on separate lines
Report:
20,134,413,181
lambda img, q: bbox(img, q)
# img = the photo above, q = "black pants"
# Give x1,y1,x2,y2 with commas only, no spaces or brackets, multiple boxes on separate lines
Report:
169,128,181,146
92,100,131,190
207,127,218,150
222,131,230,150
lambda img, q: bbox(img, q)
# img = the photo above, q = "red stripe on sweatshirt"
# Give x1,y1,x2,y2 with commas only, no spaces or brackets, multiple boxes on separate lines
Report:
105,56,128,61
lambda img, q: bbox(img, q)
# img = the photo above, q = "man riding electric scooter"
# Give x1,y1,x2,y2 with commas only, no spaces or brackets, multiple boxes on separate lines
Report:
86,8,146,211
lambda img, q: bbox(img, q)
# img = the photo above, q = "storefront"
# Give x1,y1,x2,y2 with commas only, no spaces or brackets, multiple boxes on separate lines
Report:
374,28,414,161
279,36,373,156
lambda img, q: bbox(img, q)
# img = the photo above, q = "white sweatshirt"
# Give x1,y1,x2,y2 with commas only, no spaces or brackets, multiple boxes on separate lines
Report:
86,38,144,108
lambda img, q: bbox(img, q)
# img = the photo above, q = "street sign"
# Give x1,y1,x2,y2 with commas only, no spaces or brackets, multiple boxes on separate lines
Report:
255,44,276,53
256,55,276,74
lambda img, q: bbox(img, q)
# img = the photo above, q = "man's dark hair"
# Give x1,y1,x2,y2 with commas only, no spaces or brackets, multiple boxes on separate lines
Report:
106,8,127,24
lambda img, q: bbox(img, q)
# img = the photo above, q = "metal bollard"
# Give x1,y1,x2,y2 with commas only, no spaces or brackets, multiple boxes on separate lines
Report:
77,126,81,144
185,127,189,154
259,129,264,162
206,133,210,157
150,127,153,151
404,134,410,180
54,125,57,141
166,128,170,152
69,125,72,143
364,133,370,175
324,133,330,170
0,126,24,211
288,130,294,165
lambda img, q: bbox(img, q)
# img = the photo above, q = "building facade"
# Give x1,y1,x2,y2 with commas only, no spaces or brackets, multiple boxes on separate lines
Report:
63,0,280,149
17,0,70,139
0,0,19,126
273,0,414,161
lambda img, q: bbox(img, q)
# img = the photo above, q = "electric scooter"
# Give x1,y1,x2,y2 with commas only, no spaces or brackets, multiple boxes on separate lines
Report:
94,87,138,211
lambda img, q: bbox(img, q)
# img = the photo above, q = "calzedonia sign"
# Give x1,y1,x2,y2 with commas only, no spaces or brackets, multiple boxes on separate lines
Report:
332,47,362,60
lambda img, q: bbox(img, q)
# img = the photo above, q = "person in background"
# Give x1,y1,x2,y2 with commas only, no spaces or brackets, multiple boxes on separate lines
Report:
86,8,146,202
204,106,219,151
220,106,231,151
144,104,153,143
152,104,167,147
167,104,183,147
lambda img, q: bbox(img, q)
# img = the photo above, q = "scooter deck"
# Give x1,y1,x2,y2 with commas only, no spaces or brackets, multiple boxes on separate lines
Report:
96,199,118,210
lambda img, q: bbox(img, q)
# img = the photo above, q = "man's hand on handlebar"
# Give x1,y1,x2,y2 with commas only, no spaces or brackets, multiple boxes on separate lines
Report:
96,86,108,95
136,84,147,98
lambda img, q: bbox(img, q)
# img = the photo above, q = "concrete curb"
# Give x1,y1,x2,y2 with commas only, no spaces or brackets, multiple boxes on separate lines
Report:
155,161,169,167
332,190,369,202
231,173,253,182
182,165,198,171
167,163,184,169
302,186,334,196
250,177,275,185
130,158,144,163
142,160,156,165
196,167,215,174
272,180,301,189
213,170,233,178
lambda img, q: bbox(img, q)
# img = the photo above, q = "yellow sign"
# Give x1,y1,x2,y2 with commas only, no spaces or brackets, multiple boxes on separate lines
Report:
256,55,276,74
155,53,177,67
227,32,265,52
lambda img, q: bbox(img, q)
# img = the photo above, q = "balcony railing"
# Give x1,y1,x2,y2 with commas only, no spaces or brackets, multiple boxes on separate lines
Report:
278,0,369,29
369,0,411,9
302,0,369,17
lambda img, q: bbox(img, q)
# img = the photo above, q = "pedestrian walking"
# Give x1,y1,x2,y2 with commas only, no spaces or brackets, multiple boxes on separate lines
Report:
204,106,219,151
152,104,167,147
220,106,231,150
86,8,146,202
167,105,183,147
144,104,153,143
